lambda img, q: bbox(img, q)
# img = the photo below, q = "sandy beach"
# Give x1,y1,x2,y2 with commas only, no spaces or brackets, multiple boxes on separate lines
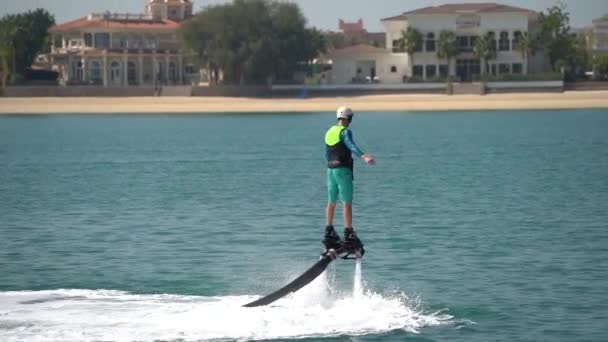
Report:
1,91,608,114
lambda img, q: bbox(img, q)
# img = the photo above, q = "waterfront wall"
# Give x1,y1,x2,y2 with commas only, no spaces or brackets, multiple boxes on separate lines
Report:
0,80,581,98
2,86,156,97
484,81,564,93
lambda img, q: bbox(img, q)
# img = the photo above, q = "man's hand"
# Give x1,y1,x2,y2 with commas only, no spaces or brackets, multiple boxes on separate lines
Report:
362,154,375,165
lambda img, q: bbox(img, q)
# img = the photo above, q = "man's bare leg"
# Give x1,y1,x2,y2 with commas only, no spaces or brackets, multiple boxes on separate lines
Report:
343,202,352,228
326,202,337,226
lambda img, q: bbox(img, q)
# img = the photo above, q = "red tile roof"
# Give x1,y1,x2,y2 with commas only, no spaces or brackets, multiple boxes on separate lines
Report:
382,2,535,21
49,16,181,33
339,19,365,33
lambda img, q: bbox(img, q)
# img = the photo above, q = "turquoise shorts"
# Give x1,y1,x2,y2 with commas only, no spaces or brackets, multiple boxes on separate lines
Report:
327,167,353,203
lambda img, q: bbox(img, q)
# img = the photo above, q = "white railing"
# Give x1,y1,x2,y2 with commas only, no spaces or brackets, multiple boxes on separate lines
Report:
87,12,154,21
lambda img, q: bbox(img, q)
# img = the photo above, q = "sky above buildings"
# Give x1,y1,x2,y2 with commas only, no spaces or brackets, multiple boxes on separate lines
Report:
1,0,606,31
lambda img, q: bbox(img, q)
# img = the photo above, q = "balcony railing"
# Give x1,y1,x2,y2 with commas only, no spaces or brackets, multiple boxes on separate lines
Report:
87,12,154,21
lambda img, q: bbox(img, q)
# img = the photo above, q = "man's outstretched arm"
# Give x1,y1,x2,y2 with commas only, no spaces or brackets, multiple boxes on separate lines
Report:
342,129,375,165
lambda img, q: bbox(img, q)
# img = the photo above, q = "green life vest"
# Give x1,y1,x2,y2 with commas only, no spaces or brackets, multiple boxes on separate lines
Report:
325,125,353,170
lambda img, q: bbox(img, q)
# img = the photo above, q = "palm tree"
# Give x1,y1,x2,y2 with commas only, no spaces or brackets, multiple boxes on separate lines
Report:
398,27,423,75
473,32,497,76
0,23,15,89
514,32,536,74
437,30,458,79
0,48,9,89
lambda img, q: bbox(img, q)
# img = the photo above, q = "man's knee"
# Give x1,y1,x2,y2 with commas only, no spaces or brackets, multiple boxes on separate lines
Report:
327,202,337,209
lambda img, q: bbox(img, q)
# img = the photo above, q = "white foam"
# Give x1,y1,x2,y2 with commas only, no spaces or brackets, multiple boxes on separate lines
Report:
0,277,453,341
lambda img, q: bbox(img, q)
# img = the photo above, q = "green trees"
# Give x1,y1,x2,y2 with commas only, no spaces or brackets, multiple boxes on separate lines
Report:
0,9,55,85
179,0,326,85
0,22,15,88
512,31,537,75
323,32,347,51
437,30,458,77
592,55,608,80
398,27,422,69
473,32,497,75
536,3,589,78
514,32,535,60
537,4,572,71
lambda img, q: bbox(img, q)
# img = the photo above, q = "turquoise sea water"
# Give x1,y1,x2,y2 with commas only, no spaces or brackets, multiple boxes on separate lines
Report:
1,110,607,341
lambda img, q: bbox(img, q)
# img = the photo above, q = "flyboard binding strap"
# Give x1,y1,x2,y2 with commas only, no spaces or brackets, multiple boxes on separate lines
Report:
334,239,365,260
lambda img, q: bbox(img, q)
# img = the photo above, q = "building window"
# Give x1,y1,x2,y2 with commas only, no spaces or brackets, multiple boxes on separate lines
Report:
499,31,510,51
169,62,177,82
439,64,448,78
156,61,164,82
168,6,179,19
69,39,81,48
457,36,468,50
498,63,510,74
392,39,405,52
512,63,523,74
426,32,435,52
76,61,84,81
425,65,437,78
90,61,101,82
119,36,128,49
457,36,476,52
595,32,608,49
413,65,423,77
390,66,397,73
128,61,137,85
84,33,93,47
94,33,110,49
146,38,158,49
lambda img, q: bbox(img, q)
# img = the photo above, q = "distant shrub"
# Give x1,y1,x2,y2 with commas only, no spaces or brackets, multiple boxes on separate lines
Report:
9,73,25,85
592,55,608,81
406,76,450,83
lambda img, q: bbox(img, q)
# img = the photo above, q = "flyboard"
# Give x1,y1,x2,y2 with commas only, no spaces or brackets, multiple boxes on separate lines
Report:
243,239,364,307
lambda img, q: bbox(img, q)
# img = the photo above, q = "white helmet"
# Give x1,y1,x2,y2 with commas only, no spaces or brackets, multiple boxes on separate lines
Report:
336,106,354,119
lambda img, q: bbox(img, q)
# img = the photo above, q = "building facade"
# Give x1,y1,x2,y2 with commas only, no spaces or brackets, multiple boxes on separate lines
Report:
48,0,197,87
591,16,608,57
330,44,406,84
330,3,539,84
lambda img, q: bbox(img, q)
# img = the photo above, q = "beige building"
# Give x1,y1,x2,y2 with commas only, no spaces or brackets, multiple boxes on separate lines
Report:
48,0,197,87
330,3,541,84
591,15,608,57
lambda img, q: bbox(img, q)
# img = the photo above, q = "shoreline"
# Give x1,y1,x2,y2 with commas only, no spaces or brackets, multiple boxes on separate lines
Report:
1,91,608,114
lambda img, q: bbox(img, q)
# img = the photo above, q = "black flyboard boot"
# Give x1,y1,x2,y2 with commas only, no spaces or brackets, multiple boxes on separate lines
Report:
343,227,365,258
322,225,342,252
